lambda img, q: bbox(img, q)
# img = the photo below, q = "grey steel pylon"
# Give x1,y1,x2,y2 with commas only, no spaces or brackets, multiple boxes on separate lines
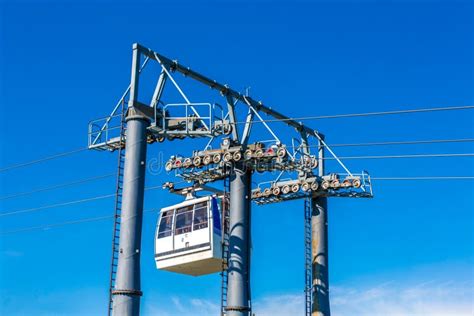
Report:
111,46,150,316
311,138,330,316
226,163,252,316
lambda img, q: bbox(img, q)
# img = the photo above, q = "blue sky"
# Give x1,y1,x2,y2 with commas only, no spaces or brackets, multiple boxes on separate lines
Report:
0,1,473,315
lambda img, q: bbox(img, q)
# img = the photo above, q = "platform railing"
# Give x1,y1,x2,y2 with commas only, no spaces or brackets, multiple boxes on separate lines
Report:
158,103,226,136
88,114,124,150
331,171,373,197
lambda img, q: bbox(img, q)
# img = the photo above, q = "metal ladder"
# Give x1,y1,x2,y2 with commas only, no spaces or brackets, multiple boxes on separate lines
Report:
221,165,231,316
107,101,127,316
304,197,312,316
247,191,252,316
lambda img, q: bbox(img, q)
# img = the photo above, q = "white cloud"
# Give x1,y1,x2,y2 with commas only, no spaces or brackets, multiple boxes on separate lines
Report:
144,295,219,316
251,279,474,316
331,280,473,316
145,280,473,316
252,293,304,316
14,263,466,316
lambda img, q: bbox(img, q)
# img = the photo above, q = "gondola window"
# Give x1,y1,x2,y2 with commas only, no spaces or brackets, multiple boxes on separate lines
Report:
157,210,174,238
193,202,208,230
175,206,193,235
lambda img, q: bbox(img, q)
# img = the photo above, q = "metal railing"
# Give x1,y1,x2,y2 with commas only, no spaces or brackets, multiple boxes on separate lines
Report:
157,103,225,136
330,171,373,196
88,114,124,150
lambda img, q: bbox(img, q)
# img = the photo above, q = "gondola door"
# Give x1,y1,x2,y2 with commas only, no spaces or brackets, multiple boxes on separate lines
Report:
173,204,194,251
190,200,210,249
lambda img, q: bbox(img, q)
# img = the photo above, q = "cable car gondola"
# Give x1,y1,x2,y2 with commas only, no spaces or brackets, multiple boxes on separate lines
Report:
154,195,223,276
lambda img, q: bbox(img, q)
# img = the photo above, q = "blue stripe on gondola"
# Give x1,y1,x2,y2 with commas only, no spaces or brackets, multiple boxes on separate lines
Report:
212,197,221,236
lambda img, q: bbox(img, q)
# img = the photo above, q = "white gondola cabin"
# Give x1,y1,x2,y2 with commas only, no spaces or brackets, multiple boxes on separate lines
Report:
154,195,223,276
